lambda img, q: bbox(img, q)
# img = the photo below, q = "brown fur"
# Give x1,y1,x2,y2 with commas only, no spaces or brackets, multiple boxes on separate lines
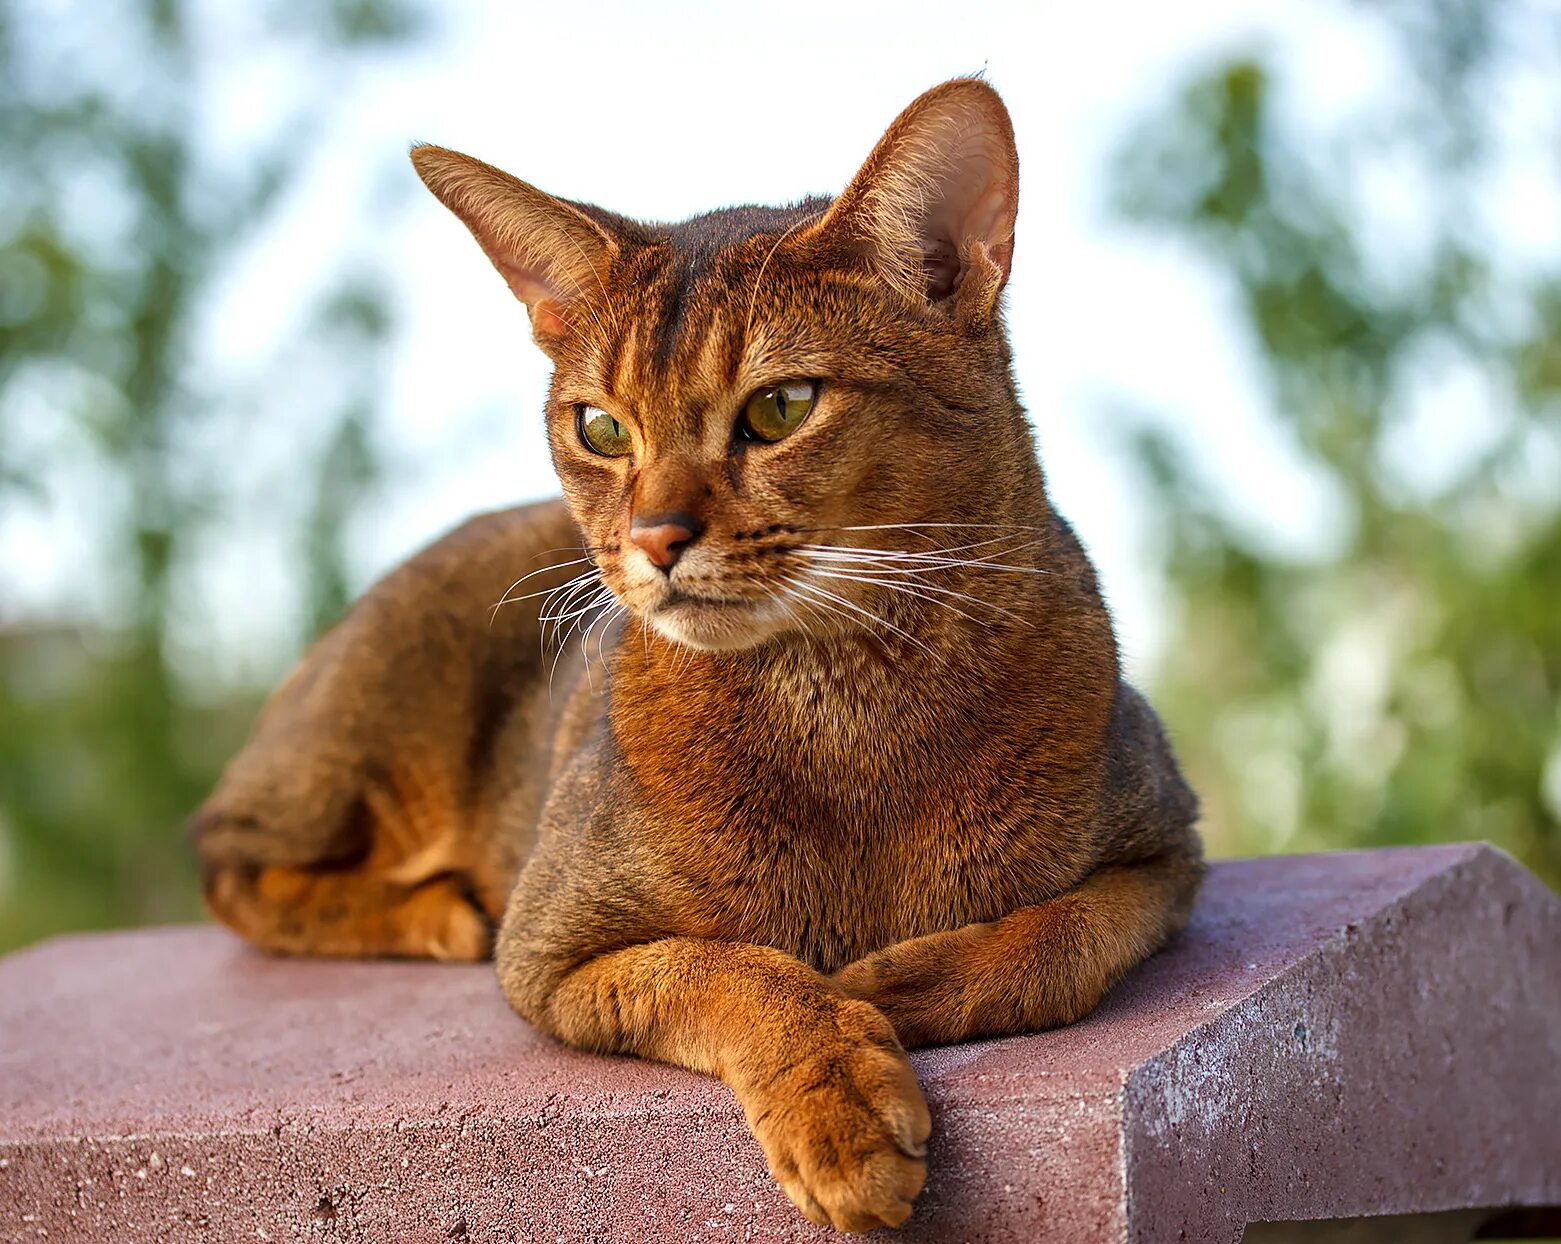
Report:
190,79,1203,1232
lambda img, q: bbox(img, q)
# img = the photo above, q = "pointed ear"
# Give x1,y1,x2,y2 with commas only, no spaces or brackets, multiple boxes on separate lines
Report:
411,145,617,353
815,79,1019,326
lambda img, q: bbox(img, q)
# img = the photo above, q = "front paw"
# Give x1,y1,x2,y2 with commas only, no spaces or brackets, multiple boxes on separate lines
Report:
833,948,964,1049
740,1000,931,1233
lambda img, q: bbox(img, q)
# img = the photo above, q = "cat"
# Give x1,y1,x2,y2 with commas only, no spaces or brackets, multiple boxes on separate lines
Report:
189,78,1204,1233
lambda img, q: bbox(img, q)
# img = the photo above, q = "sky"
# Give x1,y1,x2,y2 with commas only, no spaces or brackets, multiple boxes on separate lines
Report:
15,0,1552,683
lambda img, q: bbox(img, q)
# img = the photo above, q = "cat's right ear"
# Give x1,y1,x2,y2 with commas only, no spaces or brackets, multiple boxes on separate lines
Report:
812,79,1019,329
411,146,617,354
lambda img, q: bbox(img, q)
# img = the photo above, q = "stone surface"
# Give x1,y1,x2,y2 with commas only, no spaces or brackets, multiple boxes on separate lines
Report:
0,844,1557,1243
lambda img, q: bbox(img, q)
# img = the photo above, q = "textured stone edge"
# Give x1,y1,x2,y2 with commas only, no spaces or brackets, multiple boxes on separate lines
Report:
1120,844,1561,1244
0,1087,1135,1243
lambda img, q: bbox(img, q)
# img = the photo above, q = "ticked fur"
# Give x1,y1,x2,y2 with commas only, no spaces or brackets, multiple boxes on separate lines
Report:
191,79,1202,1234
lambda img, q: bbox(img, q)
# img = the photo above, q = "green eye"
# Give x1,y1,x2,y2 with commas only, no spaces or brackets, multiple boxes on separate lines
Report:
577,406,632,457
741,380,816,443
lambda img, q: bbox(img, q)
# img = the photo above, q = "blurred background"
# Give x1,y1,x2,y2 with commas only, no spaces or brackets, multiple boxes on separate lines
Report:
2,0,1558,952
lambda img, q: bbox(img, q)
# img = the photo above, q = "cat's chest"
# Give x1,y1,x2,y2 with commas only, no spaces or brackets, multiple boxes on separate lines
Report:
615,649,1095,970
647,775,1068,973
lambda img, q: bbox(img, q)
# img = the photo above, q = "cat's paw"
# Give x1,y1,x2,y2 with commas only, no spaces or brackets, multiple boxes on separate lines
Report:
836,925,1109,1047
833,939,982,1049
741,1000,931,1233
201,864,493,960
402,877,494,961
832,953,949,1049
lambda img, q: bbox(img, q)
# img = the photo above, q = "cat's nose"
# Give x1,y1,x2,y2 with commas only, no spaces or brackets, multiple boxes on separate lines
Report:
630,512,703,571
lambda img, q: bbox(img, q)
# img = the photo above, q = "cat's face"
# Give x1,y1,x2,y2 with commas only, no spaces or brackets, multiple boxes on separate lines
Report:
416,80,1027,651
536,208,1032,652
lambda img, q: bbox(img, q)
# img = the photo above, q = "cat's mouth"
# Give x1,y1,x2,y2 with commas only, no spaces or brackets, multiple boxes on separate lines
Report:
660,586,753,609
648,585,790,651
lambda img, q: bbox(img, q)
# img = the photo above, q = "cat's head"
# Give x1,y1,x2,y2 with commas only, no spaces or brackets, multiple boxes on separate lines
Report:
414,79,1037,652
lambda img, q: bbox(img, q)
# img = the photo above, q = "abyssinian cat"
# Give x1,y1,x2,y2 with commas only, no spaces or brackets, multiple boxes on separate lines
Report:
190,79,1203,1233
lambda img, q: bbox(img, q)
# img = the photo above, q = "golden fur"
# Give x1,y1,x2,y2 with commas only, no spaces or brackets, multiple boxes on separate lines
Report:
191,79,1203,1232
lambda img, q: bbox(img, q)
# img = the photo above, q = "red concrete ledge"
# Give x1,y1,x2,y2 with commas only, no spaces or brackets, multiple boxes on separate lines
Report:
1,844,1557,1243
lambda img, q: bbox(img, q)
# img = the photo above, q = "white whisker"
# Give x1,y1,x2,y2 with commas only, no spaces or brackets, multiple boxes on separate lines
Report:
802,543,1048,577
823,522,1046,532
780,584,869,644
496,566,600,618
489,555,599,628
790,575,938,657
539,575,611,625
812,530,1029,557
809,567,1028,627
594,602,626,675
546,584,616,697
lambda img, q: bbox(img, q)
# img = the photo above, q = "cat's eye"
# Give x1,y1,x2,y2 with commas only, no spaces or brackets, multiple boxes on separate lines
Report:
577,406,632,457
740,381,817,443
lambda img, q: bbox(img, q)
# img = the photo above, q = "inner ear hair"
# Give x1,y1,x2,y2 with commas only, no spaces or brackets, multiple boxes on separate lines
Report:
410,145,618,348
819,79,1020,326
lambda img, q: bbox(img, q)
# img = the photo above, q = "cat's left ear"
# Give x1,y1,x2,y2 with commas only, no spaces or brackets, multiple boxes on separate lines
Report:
815,78,1019,327
410,145,618,355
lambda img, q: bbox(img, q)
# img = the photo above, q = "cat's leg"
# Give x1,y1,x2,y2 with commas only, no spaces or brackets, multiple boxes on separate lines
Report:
190,502,583,960
203,865,492,960
197,767,496,960
499,932,931,1233
831,845,1204,1049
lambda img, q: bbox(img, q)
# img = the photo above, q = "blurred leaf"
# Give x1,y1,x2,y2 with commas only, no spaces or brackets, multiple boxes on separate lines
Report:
0,0,420,951
1112,0,1561,886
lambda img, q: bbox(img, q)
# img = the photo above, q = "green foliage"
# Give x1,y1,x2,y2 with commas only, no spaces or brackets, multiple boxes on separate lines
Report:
1112,0,1561,884
0,0,418,950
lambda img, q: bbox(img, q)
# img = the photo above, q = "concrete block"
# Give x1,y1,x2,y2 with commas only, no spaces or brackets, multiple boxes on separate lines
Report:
1,844,1556,1242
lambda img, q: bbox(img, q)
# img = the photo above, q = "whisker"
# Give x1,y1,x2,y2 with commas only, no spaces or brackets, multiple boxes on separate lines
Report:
539,573,611,625
540,598,610,636
808,530,1030,556
780,584,873,645
787,581,922,654
580,603,611,686
543,581,608,643
808,567,1029,626
782,594,821,644
798,526,1043,558
744,210,825,349
812,571,991,629
495,565,600,617
550,585,617,696
790,574,938,657
538,587,610,661
489,556,599,628
803,530,1036,553
547,584,614,641
795,522,1042,552
803,541,1047,571
550,231,620,357
594,602,626,675
800,522,1048,534
805,554,1049,578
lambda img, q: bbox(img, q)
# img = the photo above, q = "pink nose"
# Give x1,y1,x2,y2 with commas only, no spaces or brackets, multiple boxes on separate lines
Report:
629,513,702,571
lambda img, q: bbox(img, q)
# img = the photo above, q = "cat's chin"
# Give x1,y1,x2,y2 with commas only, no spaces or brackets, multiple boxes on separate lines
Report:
647,596,794,653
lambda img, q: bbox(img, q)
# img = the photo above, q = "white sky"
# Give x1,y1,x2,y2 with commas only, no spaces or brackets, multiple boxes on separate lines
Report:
17,0,1549,686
